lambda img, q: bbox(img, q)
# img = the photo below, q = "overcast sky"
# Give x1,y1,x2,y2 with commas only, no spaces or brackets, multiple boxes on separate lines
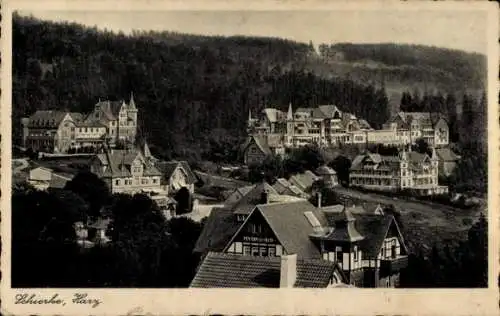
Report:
19,10,488,55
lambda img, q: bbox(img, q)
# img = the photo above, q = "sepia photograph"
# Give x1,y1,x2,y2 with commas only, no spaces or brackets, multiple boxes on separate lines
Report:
1,1,498,315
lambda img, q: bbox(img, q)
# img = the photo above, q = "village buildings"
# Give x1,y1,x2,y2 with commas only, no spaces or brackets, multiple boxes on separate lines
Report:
191,191,408,288
244,104,450,159
21,93,138,153
349,147,448,195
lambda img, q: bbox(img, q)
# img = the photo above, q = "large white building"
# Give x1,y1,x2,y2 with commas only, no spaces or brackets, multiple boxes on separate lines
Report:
246,104,449,150
349,147,448,196
21,93,139,153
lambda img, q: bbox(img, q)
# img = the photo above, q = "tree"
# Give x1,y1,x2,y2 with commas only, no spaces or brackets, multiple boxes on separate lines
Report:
164,217,204,286
12,187,81,287
328,155,351,186
64,171,110,218
413,138,431,156
174,187,193,215
107,193,173,286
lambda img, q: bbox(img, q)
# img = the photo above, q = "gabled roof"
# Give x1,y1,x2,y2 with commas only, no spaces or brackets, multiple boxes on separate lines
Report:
435,148,459,161
231,181,278,215
225,185,256,204
92,149,162,178
97,100,126,120
242,135,273,156
193,208,240,254
351,152,403,172
321,208,364,242
49,172,74,189
28,111,70,129
190,252,344,288
320,207,401,258
317,105,341,118
289,170,320,191
155,160,196,184
398,112,445,128
273,178,292,192
251,201,325,258
262,108,285,123
69,112,84,123
316,165,336,176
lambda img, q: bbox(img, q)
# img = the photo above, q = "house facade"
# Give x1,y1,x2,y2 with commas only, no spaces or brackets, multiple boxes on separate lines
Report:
155,161,196,196
22,111,76,153
21,93,138,153
27,166,53,190
241,135,285,165
89,148,168,208
349,147,448,195
192,199,409,288
246,104,450,150
435,148,461,177
315,165,338,188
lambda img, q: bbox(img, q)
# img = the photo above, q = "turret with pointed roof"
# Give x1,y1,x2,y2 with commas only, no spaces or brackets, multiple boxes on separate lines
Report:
287,103,293,121
325,206,365,242
129,91,137,110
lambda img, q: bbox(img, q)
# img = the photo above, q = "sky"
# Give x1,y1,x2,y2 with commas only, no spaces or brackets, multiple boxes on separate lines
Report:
19,10,488,55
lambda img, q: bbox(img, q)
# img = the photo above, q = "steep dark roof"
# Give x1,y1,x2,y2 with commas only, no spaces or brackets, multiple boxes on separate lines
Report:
316,165,336,175
253,201,325,259
49,172,74,189
92,149,162,178
242,135,273,156
190,252,343,288
178,161,196,183
97,100,125,120
435,148,459,161
321,208,396,258
322,208,364,242
356,214,395,257
28,111,69,128
155,161,196,184
193,208,240,254
231,182,278,215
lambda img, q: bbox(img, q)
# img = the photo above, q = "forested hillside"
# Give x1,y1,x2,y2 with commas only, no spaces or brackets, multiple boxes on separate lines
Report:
13,13,487,160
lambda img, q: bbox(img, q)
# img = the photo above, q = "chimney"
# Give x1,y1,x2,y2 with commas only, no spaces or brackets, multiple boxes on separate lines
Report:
317,191,322,208
260,189,269,204
280,253,297,288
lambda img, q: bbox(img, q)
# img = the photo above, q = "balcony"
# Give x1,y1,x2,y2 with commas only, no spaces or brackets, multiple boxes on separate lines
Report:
380,256,408,276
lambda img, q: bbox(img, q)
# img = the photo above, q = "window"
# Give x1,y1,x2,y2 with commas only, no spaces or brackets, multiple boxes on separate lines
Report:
336,246,342,262
243,246,251,255
235,242,243,253
259,247,268,257
268,247,276,257
391,239,397,259
153,179,157,184
115,179,120,186
251,246,259,256
353,246,358,261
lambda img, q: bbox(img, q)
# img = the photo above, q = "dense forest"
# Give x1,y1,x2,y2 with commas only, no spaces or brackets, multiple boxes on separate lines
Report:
13,13,487,161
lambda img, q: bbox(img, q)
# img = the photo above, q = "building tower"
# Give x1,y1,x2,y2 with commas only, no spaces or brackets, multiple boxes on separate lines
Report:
127,92,138,144
247,109,254,135
286,103,294,147
325,206,365,284
430,146,439,184
399,145,410,189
